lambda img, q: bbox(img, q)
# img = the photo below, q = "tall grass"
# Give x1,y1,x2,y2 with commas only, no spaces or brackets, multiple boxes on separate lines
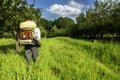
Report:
0,37,120,80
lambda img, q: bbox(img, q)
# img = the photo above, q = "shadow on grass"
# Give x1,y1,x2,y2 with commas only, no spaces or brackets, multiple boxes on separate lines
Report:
0,43,25,57
0,43,16,54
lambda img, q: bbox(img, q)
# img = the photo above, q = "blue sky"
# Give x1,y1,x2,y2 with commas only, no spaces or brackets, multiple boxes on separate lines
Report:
27,0,95,20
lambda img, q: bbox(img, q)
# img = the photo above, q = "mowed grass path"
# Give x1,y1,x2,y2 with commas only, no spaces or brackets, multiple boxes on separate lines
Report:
0,37,120,80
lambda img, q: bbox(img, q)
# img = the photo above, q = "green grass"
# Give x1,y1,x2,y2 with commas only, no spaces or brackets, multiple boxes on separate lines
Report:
0,37,120,80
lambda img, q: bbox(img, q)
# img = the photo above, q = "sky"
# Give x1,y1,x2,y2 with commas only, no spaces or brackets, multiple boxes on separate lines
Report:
26,0,95,21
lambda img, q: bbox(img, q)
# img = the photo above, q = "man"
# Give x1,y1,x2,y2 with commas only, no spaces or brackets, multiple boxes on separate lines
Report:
25,21,41,71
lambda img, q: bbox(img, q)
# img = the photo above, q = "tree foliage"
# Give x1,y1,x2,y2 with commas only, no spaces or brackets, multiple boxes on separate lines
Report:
53,17,75,29
50,17,75,37
75,0,120,39
40,18,53,31
0,0,42,38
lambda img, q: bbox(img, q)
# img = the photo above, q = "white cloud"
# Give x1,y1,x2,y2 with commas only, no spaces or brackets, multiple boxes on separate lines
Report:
47,4,81,16
47,0,87,19
68,0,84,9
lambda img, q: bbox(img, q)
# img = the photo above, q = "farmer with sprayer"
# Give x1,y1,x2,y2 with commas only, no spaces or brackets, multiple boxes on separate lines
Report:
19,20,41,71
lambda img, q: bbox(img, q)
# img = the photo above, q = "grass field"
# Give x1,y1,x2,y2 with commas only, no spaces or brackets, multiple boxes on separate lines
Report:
0,37,120,80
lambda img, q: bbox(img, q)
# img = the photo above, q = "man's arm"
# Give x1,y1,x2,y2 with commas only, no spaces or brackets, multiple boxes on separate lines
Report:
35,28,41,40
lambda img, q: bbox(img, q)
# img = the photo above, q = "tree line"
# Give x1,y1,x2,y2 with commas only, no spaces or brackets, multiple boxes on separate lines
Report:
0,0,120,40
76,0,120,39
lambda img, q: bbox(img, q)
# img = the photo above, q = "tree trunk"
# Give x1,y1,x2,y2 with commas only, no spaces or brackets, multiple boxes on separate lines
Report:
16,40,20,53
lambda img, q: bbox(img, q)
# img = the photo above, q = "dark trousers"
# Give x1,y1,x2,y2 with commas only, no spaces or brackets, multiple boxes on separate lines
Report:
25,45,38,68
